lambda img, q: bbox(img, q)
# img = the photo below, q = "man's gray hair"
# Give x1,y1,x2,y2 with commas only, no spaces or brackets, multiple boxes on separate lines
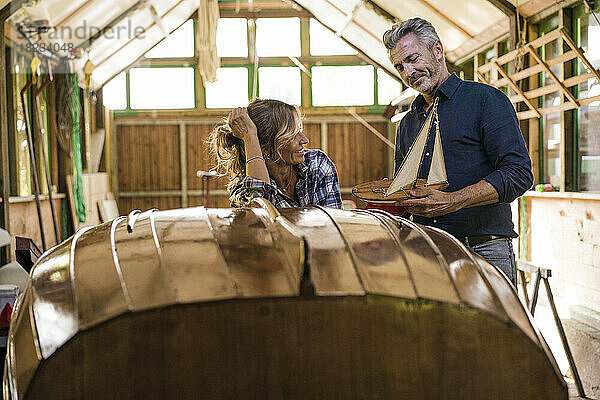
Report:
383,18,440,51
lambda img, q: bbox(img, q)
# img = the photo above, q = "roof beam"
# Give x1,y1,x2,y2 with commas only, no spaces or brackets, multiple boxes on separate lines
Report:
418,0,473,39
289,0,400,81
486,0,516,16
362,1,396,23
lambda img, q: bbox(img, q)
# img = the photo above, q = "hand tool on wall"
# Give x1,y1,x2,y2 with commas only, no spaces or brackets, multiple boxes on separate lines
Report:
19,56,46,251
33,61,60,244
20,69,46,250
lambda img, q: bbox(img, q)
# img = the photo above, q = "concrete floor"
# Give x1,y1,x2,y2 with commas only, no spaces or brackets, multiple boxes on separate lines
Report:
568,380,591,399
532,304,598,400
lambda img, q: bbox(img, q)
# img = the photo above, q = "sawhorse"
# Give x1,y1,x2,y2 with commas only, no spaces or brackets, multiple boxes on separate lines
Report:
517,259,586,398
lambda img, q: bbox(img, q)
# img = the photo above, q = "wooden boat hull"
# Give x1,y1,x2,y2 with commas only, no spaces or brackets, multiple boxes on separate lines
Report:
3,202,567,400
352,178,448,203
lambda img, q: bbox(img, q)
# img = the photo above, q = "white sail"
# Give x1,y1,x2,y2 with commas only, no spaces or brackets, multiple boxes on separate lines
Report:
385,97,447,197
426,118,447,186
385,112,432,196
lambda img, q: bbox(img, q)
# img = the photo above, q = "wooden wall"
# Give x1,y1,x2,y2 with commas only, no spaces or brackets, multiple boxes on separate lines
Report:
4,196,64,257
526,192,600,309
114,118,392,214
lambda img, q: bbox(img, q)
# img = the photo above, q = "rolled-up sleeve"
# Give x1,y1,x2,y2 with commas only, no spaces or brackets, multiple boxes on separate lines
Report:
481,90,534,203
229,176,278,207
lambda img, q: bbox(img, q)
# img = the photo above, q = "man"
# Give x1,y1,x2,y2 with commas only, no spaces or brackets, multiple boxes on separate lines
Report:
384,18,533,287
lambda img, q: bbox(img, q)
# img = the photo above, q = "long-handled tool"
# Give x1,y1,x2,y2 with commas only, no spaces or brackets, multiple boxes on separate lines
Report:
33,62,60,245
20,60,46,251
196,170,216,207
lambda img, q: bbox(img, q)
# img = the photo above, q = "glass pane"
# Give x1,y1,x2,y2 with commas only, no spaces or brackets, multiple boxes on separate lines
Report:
577,14,600,191
309,19,357,56
205,67,249,108
377,68,401,105
102,72,127,110
145,20,194,58
482,47,495,82
312,65,374,106
256,18,300,57
130,68,195,109
541,38,561,187
217,18,248,58
542,111,561,186
258,67,301,105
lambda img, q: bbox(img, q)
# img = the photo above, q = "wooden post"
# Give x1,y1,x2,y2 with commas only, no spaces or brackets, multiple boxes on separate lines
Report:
0,6,11,262
559,9,575,192
195,11,205,110
300,18,311,109
179,123,188,208
387,120,395,178
105,108,115,194
527,24,540,186
320,122,328,154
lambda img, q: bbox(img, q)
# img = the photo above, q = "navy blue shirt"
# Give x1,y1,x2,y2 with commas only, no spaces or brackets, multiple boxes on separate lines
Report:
395,73,533,238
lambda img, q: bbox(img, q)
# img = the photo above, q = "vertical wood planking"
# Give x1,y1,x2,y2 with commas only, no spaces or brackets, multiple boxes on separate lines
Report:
326,122,388,188
117,125,180,191
188,195,230,208
117,196,182,215
186,124,229,192
116,119,390,209
303,122,321,151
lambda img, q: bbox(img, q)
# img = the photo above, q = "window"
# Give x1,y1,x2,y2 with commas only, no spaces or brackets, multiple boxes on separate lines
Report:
377,68,401,105
129,67,195,109
309,19,357,56
539,15,561,187
103,72,127,110
145,20,194,58
255,18,300,57
576,10,600,191
216,18,248,57
205,67,249,108
258,67,301,105
312,65,374,106
115,15,387,112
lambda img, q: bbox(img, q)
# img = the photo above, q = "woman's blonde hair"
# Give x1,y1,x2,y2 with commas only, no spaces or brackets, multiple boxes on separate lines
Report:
208,99,302,188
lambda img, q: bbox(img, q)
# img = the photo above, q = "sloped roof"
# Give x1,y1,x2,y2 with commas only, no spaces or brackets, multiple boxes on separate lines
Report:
7,0,199,90
293,0,567,75
4,0,566,90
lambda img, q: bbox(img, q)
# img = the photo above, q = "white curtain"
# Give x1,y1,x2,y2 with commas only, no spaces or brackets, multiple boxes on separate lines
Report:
197,0,220,85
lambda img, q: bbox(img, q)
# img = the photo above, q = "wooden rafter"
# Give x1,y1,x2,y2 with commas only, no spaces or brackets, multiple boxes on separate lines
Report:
486,0,516,17
218,1,289,10
476,71,490,85
493,61,541,118
525,44,579,107
475,26,600,120
560,27,600,85
321,0,380,42
419,0,473,39
362,0,396,23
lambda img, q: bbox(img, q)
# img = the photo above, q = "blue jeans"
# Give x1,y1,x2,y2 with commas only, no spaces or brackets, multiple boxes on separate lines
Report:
468,238,517,288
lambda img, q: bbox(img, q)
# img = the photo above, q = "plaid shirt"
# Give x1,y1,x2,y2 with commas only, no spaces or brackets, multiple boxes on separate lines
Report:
230,149,343,208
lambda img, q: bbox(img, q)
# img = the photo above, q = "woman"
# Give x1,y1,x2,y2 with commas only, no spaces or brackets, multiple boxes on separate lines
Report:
209,99,342,208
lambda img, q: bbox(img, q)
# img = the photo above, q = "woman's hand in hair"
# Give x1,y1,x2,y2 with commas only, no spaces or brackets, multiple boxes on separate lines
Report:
229,108,258,142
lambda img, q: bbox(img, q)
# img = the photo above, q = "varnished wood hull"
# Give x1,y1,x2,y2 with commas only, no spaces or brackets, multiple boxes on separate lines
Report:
352,178,448,203
3,203,567,400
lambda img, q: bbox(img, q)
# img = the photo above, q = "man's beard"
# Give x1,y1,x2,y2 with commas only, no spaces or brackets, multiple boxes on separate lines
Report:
410,62,442,95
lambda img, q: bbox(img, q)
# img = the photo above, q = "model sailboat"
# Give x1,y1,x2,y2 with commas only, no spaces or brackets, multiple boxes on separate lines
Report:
352,97,448,204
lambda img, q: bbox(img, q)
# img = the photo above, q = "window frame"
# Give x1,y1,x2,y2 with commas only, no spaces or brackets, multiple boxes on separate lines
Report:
112,10,400,116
